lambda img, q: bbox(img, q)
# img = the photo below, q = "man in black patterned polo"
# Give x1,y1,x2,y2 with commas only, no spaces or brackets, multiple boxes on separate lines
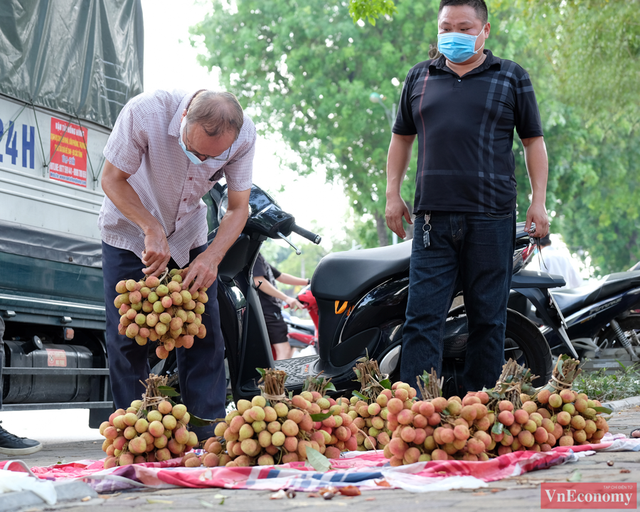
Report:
385,0,549,393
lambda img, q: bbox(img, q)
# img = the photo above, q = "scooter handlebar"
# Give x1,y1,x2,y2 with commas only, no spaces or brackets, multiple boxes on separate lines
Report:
292,224,321,245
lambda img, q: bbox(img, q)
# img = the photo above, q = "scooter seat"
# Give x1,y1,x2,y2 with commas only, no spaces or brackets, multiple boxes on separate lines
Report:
552,270,640,316
312,242,411,301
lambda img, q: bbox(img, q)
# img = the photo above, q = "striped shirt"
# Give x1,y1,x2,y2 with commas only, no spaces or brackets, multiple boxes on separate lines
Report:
98,89,255,267
393,50,543,214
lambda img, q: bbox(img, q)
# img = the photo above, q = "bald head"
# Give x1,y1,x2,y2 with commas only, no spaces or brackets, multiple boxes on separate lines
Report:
186,91,244,139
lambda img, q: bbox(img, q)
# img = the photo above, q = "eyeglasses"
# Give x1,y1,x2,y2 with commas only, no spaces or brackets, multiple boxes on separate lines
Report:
184,122,232,162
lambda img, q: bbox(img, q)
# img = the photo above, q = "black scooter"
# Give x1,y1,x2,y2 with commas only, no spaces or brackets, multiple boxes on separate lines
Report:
205,184,554,400
509,256,640,370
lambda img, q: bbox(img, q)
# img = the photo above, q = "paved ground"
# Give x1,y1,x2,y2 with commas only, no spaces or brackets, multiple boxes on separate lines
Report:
4,403,640,511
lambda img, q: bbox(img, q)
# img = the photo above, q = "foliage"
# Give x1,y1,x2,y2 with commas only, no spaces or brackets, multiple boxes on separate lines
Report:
519,0,640,128
509,0,640,273
276,242,327,280
573,361,640,402
259,240,292,267
193,0,640,272
192,0,443,247
348,0,397,26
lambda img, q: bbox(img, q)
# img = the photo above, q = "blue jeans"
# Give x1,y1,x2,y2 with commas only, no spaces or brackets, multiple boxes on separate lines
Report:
400,211,514,394
102,242,226,438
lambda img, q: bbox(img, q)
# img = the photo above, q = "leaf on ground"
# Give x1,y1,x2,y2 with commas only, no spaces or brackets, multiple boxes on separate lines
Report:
147,499,174,504
306,446,332,472
338,486,361,496
567,470,582,482
199,500,215,508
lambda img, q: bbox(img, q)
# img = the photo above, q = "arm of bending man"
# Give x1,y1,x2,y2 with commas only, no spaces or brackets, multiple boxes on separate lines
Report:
385,133,416,239
182,187,251,294
101,159,171,277
521,136,550,238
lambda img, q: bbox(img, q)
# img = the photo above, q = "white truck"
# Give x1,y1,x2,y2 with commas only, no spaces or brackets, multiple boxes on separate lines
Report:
0,0,143,427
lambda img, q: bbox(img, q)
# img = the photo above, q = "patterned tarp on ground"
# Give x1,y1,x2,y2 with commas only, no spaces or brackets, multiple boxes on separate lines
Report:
2,434,639,494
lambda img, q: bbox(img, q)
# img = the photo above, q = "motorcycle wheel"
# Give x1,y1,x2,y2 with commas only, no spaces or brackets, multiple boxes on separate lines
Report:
598,313,640,351
504,309,553,386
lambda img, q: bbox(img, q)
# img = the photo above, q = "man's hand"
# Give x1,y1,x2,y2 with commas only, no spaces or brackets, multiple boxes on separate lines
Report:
385,133,415,240
141,230,171,277
181,251,219,295
525,202,549,238
386,194,412,240
182,188,251,295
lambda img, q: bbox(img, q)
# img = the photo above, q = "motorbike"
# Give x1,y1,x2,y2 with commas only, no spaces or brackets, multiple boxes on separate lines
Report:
199,183,557,401
508,255,640,371
282,297,317,352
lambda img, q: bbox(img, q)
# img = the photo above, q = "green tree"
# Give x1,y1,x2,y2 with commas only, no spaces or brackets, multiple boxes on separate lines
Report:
348,0,397,25
520,0,640,128
510,0,640,273
192,0,443,247
483,0,640,273
193,0,640,272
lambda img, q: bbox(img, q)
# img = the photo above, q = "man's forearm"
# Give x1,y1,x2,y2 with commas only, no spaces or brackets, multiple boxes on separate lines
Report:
523,136,548,206
386,134,415,198
205,206,248,267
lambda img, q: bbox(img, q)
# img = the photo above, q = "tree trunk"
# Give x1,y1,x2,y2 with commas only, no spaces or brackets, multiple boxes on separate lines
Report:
374,211,389,246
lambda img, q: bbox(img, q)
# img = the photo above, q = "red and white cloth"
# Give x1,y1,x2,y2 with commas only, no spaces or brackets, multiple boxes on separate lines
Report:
3,434,638,495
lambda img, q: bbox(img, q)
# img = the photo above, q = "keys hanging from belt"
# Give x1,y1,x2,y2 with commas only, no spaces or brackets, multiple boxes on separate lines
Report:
423,213,431,248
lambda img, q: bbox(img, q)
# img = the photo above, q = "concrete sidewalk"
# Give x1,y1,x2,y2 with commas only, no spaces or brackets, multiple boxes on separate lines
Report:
3,403,640,511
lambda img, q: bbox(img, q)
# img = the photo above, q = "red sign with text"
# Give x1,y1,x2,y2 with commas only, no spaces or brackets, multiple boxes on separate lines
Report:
542,483,637,509
49,117,88,187
46,349,68,367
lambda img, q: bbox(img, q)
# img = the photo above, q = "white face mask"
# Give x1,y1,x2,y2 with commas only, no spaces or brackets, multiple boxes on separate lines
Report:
178,117,205,165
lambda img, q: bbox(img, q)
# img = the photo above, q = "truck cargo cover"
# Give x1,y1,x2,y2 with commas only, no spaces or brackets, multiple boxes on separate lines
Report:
0,220,102,269
0,0,144,130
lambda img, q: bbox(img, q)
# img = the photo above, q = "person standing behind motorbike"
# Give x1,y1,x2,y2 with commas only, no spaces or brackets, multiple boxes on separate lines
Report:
526,234,583,289
385,0,549,394
99,89,256,438
253,252,308,360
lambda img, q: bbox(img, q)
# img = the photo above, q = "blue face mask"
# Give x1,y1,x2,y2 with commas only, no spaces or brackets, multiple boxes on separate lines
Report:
178,117,205,165
437,25,486,64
